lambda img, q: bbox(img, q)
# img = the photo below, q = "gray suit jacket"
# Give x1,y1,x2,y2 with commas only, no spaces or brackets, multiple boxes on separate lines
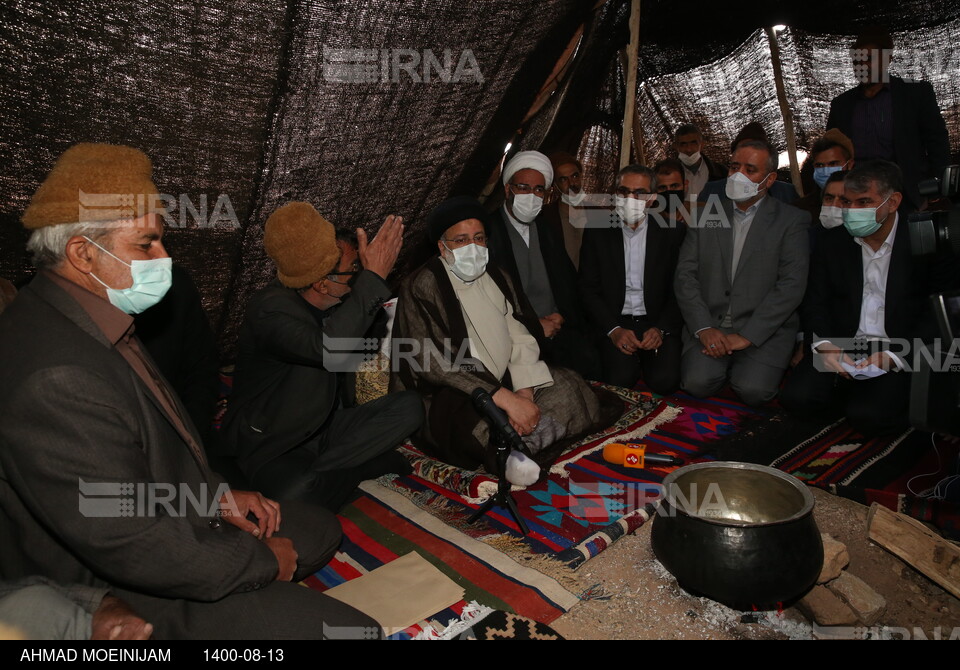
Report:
674,196,809,367
0,273,279,600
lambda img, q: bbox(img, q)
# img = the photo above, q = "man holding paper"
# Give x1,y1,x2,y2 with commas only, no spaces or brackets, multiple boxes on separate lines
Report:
781,160,959,434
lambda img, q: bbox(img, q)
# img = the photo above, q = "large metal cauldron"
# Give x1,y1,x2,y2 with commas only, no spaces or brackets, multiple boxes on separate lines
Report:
651,462,823,610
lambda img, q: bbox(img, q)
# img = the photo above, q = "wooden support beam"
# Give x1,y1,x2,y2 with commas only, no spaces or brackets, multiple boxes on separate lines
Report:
620,0,641,169
765,26,803,197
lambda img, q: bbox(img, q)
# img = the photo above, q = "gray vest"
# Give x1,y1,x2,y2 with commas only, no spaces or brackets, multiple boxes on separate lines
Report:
503,216,557,318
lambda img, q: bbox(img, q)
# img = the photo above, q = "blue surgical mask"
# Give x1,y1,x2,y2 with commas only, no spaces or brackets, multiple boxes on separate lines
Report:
813,165,845,189
85,237,172,314
841,196,891,238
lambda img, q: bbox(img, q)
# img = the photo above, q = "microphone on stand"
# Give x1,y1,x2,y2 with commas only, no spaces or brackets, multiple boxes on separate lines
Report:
471,387,525,451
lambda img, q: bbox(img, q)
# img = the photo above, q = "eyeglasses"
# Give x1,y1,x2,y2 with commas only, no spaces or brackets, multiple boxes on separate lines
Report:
509,182,547,197
443,233,487,248
327,259,362,284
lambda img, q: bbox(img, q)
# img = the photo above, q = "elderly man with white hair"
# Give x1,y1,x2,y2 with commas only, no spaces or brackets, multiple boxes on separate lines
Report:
485,150,599,380
0,143,378,639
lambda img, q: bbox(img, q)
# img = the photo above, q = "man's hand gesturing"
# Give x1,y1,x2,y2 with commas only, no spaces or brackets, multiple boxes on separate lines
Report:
358,215,404,280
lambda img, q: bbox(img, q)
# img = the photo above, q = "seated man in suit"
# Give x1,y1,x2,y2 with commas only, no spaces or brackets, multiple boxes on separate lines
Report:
675,139,809,406
220,202,422,510
827,27,949,210
391,197,602,486
485,150,599,379
781,160,959,434
0,143,376,639
698,123,797,205
580,165,685,395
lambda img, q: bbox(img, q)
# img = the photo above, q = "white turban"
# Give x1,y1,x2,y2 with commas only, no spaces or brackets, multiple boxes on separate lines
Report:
502,150,553,188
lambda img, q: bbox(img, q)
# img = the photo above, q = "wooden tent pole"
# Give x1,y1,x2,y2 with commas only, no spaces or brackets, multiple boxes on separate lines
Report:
620,0,641,169
765,26,802,196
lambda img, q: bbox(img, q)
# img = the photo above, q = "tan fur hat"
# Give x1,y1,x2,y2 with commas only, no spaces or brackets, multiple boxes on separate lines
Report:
264,202,338,288
822,128,855,161
22,143,161,229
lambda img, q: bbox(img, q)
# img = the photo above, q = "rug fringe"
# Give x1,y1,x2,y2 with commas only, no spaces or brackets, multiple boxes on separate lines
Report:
479,535,580,587
550,404,684,477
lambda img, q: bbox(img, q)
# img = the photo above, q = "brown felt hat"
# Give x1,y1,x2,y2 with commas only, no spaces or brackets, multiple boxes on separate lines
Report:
22,143,162,229
264,202,338,288
822,128,855,161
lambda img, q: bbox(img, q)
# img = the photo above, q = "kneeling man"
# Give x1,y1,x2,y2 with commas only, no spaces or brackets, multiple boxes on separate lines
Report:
391,197,602,485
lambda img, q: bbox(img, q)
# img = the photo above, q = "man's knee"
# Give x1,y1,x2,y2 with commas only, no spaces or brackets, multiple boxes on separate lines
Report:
277,501,343,576
382,390,425,435
680,366,725,398
732,380,778,407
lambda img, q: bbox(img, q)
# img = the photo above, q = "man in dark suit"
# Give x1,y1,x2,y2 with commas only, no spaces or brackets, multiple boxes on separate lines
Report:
0,144,377,639
675,140,810,406
781,160,959,434
220,203,422,510
486,150,599,379
580,165,685,394
826,27,950,210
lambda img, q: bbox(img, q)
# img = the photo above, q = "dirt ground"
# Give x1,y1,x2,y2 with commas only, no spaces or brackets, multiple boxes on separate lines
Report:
551,488,960,640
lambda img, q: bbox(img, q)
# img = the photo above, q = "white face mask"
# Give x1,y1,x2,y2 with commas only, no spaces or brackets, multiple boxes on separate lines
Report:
84,237,172,314
725,171,769,202
678,151,701,167
615,196,647,226
442,242,489,282
511,193,543,223
819,205,845,229
561,190,586,207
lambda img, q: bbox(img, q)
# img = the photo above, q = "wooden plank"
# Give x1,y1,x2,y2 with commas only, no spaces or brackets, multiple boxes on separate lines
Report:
866,503,960,600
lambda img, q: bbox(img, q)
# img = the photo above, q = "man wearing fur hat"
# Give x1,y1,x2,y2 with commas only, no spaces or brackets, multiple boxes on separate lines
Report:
221,203,423,510
0,143,378,638
485,150,599,380
391,196,604,485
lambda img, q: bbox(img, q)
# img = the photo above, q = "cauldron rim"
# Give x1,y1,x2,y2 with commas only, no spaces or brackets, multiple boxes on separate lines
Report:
657,461,815,528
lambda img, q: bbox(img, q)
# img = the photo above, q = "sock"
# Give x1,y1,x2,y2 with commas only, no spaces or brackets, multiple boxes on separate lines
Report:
505,450,541,486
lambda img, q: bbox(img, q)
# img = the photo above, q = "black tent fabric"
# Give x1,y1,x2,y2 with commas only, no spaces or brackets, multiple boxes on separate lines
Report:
2,1,958,358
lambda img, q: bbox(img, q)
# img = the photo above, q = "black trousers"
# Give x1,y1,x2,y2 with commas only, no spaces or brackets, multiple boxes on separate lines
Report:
781,349,911,435
251,391,422,511
597,315,681,395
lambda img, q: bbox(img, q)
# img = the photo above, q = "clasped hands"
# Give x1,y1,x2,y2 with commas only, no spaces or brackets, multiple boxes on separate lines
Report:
610,326,662,354
492,386,540,437
698,328,751,358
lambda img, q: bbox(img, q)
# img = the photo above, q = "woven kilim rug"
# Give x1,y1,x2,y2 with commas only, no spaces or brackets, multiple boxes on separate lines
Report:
307,481,578,635
701,401,960,539
377,386,768,569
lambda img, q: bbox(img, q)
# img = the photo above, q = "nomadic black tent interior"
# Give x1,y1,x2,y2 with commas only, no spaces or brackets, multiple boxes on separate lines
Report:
2,0,959,358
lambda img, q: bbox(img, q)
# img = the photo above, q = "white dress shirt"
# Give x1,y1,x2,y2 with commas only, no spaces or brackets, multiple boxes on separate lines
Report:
621,218,648,316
